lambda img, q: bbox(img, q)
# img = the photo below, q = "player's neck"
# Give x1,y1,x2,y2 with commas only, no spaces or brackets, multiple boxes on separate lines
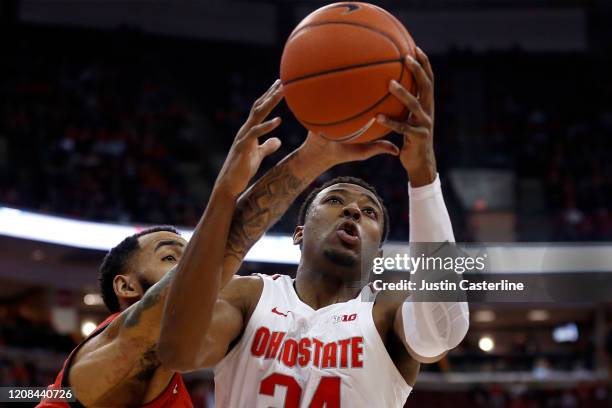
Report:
294,262,361,310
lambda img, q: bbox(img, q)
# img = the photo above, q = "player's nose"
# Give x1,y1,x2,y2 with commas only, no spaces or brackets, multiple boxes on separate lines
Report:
342,203,361,221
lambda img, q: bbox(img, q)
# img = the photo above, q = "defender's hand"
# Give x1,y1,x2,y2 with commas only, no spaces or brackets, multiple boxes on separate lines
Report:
216,80,284,198
377,47,437,187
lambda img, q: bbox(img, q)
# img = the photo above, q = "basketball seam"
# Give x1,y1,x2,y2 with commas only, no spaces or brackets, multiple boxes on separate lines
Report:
284,19,408,128
377,9,418,95
283,58,402,86
320,117,376,142
288,21,399,50
299,61,405,127
284,20,402,84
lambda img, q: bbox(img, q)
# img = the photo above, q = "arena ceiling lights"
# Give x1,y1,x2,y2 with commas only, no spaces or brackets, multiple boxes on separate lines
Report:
0,206,299,264
1,206,611,271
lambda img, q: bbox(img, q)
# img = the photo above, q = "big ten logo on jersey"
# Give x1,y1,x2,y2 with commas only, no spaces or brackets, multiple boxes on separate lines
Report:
250,327,364,370
331,313,357,324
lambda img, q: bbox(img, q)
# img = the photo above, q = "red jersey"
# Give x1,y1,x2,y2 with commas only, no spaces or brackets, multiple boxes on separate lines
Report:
38,313,192,408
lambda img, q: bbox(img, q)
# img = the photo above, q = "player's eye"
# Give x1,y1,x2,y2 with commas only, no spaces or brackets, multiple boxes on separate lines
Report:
363,207,378,219
325,196,343,205
162,255,177,262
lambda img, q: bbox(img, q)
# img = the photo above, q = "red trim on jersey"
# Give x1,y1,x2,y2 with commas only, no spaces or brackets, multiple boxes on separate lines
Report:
37,313,192,408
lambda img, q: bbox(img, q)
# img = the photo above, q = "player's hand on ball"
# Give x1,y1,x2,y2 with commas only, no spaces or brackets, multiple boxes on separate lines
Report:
216,80,284,198
300,131,400,169
377,47,437,187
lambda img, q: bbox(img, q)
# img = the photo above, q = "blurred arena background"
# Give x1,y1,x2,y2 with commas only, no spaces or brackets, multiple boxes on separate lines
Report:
1,0,612,407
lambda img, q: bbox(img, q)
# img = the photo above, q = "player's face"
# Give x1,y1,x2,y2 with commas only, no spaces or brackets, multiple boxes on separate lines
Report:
298,183,384,271
131,231,187,294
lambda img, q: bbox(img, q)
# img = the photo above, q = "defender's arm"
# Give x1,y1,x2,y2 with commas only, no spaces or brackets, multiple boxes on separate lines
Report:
67,81,285,404
158,80,284,370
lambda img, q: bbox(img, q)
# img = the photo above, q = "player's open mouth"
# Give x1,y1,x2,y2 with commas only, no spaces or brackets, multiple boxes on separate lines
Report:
336,220,360,246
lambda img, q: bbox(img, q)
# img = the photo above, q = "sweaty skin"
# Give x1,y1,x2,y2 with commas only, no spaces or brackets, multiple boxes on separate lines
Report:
158,47,444,389
159,104,402,369
65,75,401,407
64,81,288,406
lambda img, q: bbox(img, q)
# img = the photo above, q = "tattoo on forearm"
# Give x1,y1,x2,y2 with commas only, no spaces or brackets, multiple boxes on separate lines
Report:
124,153,309,330
124,266,178,329
226,153,306,263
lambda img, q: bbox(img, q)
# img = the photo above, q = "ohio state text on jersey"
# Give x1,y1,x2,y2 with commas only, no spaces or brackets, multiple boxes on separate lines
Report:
214,274,411,408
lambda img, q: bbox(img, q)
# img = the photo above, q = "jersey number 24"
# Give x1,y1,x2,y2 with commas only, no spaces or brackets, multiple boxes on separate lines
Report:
259,373,340,407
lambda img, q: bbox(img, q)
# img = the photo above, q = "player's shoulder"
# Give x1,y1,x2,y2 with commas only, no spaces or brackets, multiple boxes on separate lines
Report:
221,273,293,299
227,273,263,288
219,274,264,306
219,274,292,311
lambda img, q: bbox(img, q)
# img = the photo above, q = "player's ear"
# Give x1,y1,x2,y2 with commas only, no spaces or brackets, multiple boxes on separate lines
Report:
113,274,140,302
293,226,304,245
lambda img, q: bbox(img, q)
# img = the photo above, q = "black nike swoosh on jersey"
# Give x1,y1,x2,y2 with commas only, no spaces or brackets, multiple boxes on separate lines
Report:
330,3,360,14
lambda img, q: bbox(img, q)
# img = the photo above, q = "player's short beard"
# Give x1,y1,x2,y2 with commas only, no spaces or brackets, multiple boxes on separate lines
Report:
323,248,357,267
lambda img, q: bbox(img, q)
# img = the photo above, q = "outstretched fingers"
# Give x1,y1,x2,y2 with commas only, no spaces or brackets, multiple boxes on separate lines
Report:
248,80,284,127
388,79,431,127
258,137,282,158
416,47,434,84
407,49,434,113
246,117,282,139
376,114,429,140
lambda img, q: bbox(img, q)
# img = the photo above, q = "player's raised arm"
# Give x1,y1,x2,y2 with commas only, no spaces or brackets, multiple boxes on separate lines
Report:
49,80,288,406
61,81,287,404
221,126,402,288
378,47,469,364
156,80,291,370
158,89,405,372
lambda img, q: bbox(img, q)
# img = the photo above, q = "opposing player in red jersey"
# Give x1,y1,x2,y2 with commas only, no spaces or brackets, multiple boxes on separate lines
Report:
159,48,469,407
38,76,397,407
36,81,287,408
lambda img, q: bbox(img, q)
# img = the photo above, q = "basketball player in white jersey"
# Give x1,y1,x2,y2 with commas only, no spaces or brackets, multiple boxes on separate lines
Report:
159,48,469,407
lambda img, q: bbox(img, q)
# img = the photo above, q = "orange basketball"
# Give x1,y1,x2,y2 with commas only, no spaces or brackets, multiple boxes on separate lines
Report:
280,2,417,143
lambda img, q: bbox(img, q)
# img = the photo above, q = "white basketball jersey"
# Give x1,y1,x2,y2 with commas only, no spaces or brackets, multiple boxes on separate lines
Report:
214,274,412,407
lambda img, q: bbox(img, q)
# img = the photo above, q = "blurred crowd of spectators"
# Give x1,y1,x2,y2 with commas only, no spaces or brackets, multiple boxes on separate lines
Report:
1,27,610,242
0,306,605,407
480,53,612,241
407,384,609,408
0,33,204,227
0,358,42,389
0,312,75,389
494,103,612,241
0,314,74,353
